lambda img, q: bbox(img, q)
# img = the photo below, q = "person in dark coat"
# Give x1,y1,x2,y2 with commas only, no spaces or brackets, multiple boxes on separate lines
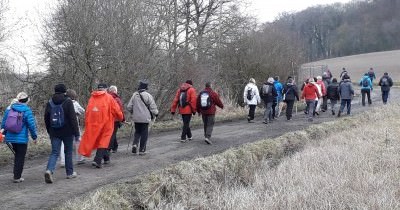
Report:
197,82,224,145
261,77,278,124
338,75,354,117
378,72,394,104
282,78,299,121
326,78,340,115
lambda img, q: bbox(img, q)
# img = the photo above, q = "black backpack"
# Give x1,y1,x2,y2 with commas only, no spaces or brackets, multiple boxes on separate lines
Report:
199,91,212,110
246,88,253,100
179,89,189,107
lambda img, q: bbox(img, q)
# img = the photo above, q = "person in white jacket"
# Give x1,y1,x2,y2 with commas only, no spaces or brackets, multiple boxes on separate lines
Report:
243,78,261,123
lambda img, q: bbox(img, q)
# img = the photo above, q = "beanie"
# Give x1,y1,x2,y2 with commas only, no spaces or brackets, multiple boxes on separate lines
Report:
138,80,148,90
54,84,67,94
185,80,193,85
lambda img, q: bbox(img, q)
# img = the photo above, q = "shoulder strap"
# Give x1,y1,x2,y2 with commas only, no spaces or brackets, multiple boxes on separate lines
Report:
138,92,152,116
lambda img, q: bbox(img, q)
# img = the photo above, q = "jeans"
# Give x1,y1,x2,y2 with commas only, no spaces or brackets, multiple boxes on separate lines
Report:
133,123,149,152
12,143,27,179
264,102,273,122
306,100,315,120
248,105,256,120
339,99,352,114
181,114,192,140
285,100,295,120
46,136,74,176
361,89,371,106
382,90,390,104
202,115,215,138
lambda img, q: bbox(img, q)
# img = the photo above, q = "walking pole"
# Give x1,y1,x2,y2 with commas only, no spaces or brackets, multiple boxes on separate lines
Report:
124,122,134,154
6,142,15,155
295,101,298,115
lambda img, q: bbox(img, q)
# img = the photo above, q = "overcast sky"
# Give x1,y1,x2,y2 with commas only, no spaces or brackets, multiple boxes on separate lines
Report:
2,0,353,72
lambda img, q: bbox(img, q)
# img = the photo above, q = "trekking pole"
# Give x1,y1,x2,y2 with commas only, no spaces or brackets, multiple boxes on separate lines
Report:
295,101,298,115
125,122,134,154
6,142,15,155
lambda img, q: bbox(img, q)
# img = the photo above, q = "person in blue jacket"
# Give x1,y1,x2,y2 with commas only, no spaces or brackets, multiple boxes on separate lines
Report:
1,92,37,183
272,76,283,118
359,73,373,106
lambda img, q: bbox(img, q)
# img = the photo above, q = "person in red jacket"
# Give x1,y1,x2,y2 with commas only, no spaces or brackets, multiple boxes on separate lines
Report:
301,78,321,122
197,82,224,145
171,80,197,142
107,85,125,153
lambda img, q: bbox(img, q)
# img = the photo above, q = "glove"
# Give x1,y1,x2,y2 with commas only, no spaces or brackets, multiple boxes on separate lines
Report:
171,112,175,115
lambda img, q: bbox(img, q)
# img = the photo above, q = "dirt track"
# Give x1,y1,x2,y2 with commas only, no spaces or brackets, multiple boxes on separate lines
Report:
0,88,397,210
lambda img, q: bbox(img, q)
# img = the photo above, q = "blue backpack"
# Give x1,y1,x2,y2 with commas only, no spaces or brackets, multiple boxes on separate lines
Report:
49,99,67,128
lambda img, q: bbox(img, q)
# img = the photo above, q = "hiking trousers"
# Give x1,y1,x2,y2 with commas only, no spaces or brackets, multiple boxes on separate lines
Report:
94,148,110,164
322,96,328,111
108,122,120,151
248,105,256,120
202,115,215,139
12,143,27,179
285,100,295,120
181,114,192,140
133,123,149,152
361,89,371,106
382,90,390,104
264,102,273,122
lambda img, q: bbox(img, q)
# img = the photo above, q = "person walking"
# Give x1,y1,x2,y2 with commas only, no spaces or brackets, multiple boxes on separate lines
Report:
44,84,80,183
1,92,37,183
321,72,331,112
78,83,123,168
282,78,299,121
243,78,261,123
326,78,340,115
315,76,326,114
359,73,373,106
261,77,277,124
340,67,348,81
301,78,321,122
127,81,159,155
108,85,125,153
197,82,224,145
272,76,283,119
170,80,197,142
378,72,393,104
368,67,376,84
338,75,355,117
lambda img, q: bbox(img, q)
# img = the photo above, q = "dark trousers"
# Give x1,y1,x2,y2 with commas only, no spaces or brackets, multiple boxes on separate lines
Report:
94,148,110,164
361,89,371,106
322,96,328,111
133,123,149,152
286,100,295,120
382,90,390,104
264,102,273,122
181,114,192,140
339,99,352,114
12,143,27,179
108,122,120,151
272,101,278,118
248,105,256,120
202,115,215,138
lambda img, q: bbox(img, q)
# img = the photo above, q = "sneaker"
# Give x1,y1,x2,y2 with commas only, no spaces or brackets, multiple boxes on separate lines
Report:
131,144,137,154
180,139,187,143
187,137,193,141
66,172,77,179
139,151,146,156
287,118,292,121
44,170,53,184
204,138,212,145
77,159,86,165
104,160,110,164
13,178,24,183
91,161,102,168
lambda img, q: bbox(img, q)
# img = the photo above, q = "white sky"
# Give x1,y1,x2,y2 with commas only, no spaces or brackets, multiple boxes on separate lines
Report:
2,0,353,73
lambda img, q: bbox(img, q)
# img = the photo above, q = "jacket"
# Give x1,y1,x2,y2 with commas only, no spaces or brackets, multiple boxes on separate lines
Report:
359,76,373,91
301,83,321,101
1,103,37,144
197,87,224,115
79,91,123,156
243,83,260,105
316,80,327,96
171,83,197,114
282,83,299,101
72,100,85,116
261,83,278,103
338,79,354,100
327,82,340,100
44,93,80,138
109,92,125,122
127,90,159,123
273,81,283,101
378,75,393,92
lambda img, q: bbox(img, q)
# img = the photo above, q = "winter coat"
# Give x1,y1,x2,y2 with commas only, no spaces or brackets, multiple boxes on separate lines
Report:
316,80,327,96
273,81,283,101
44,93,80,138
171,83,197,115
301,83,321,101
378,75,393,92
261,83,278,103
72,100,85,116
1,103,37,144
327,82,340,100
282,83,299,101
109,92,125,122
79,91,123,156
338,79,354,100
127,90,159,123
359,76,373,91
243,83,261,105
197,87,224,115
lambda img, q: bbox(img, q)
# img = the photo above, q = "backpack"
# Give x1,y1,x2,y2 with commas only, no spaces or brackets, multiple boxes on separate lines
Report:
246,88,253,100
381,77,389,86
199,91,212,110
362,78,369,88
262,84,272,96
179,89,189,107
4,109,24,133
49,99,67,128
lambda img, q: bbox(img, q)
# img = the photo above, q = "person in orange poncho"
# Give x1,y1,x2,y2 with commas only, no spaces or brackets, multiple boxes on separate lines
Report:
78,83,123,168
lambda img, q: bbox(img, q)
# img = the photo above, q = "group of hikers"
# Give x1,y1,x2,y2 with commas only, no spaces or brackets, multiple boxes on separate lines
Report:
243,67,393,123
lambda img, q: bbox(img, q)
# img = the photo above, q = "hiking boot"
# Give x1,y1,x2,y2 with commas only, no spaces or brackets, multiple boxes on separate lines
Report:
131,144,137,154
13,178,24,183
66,172,77,179
331,110,335,115
139,151,147,156
204,138,212,145
91,161,102,168
45,170,53,184
180,139,187,143
187,137,193,141
337,111,341,117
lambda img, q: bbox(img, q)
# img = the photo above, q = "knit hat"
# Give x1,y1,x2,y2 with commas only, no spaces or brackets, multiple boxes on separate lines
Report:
185,80,193,85
249,78,256,84
16,92,29,103
138,80,148,90
97,83,108,89
54,84,67,93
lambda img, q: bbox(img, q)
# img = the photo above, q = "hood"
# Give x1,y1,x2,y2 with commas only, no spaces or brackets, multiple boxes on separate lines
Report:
91,90,107,97
362,75,370,80
51,93,68,105
180,83,192,91
10,103,30,112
